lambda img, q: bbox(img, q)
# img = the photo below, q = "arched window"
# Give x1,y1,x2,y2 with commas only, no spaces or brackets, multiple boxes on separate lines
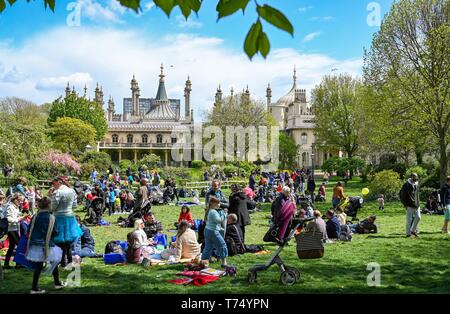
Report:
127,134,133,144
171,136,177,144
156,134,163,144
112,134,118,143
301,133,307,145
142,134,148,143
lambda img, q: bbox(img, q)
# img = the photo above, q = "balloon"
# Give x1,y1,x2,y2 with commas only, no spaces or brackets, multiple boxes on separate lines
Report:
362,188,369,196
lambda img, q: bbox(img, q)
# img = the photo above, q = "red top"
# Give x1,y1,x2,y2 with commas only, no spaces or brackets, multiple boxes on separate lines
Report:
178,211,194,225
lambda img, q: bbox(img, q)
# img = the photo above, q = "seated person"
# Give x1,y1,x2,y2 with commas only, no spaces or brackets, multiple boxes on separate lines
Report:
336,206,347,225
304,210,328,242
143,212,163,238
349,215,378,234
325,209,341,239
175,206,194,229
300,202,314,218
72,215,97,258
173,220,201,261
225,214,245,256
127,219,157,264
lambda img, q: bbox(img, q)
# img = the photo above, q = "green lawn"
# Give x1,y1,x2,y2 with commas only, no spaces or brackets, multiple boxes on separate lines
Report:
1,178,449,294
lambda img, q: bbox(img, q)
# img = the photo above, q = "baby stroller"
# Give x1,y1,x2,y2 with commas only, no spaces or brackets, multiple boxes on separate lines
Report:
248,217,317,285
84,197,105,225
343,196,364,221
119,199,153,228
149,186,166,205
163,186,176,203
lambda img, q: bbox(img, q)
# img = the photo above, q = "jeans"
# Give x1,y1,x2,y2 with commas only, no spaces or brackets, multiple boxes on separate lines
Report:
349,224,358,233
406,206,421,235
201,228,228,260
73,247,95,258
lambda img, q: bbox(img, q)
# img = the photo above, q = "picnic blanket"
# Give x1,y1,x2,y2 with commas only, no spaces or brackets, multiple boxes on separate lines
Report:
167,270,221,287
146,253,191,266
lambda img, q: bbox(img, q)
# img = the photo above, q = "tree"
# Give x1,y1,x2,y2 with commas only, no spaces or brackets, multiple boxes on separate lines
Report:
204,93,276,162
364,0,450,185
139,153,161,169
78,151,112,178
0,0,293,60
312,74,365,159
279,133,297,170
49,117,97,155
0,97,52,171
48,93,107,141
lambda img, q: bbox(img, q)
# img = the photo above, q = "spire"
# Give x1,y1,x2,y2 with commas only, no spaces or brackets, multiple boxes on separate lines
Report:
293,65,297,88
155,63,168,101
266,83,272,109
215,84,223,107
230,87,234,98
83,84,87,98
65,82,71,97
184,76,192,120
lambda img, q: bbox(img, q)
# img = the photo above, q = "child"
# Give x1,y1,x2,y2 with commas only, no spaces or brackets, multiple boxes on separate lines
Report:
114,196,121,214
336,206,347,225
377,194,385,211
175,206,194,229
26,197,66,294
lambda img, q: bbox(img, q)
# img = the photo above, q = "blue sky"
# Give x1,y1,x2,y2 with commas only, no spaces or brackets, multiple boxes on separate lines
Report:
0,0,394,120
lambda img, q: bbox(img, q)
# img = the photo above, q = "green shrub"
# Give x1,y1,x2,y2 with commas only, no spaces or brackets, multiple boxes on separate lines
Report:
191,160,206,169
119,159,138,173
159,167,191,184
139,154,161,170
223,165,238,176
78,151,112,173
419,187,437,202
405,166,428,181
369,170,403,201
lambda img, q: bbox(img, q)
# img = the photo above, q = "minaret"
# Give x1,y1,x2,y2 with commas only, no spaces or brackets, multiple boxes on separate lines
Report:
244,85,250,102
293,65,297,89
230,87,234,99
83,84,88,98
71,85,76,96
131,75,140,116
107,96,115,121
184,76,192,121
94,83,104,104
214,84,222,107
190,109,194,122
65,82,71,97
266,83,272,110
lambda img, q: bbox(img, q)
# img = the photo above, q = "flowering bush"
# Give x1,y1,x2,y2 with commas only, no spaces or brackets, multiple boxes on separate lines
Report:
42,151,81,175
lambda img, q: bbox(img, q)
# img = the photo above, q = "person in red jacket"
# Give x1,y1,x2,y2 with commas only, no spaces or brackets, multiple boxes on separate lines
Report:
175,206,195,229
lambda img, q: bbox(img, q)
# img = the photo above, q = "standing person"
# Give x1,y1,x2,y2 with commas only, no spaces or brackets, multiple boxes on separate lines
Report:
201,196,228,267
90,169,98,184
205,179,229,209
3,194,27,269
399,173,421,238
439,176,450,234
377,194,385,211
228,184,251,241
203,170,210,182
25,197,66,294
332,182,346,208
249,172,256,192
271,186,296,241
133,179,149,213
108,186,116,216
307,175,316,204
49,176,83,268
28,187,36,215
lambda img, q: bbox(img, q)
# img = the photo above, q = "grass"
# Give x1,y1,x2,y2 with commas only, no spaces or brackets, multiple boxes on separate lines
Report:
1,178,449,294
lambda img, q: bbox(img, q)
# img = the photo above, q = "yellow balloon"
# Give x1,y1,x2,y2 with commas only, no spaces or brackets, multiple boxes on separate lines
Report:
362,188,369,196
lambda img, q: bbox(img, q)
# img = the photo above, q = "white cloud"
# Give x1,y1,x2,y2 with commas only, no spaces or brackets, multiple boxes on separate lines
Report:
0,27,363,120
309,16,334,21
303,32,321,42
36,72,93,91
298,6,313,13
144,2,155,12
1,66,28,83
174,14,203,29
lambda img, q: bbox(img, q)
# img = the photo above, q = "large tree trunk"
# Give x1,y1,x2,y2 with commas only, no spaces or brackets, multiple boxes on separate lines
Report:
439,136,449,186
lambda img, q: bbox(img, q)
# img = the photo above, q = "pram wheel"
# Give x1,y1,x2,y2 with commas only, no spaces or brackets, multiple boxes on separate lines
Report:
285,266,300,281
247,271,257,284
280,270,297,285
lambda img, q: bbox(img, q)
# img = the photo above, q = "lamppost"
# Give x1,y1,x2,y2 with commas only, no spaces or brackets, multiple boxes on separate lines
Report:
311,152,315,179
85,144,92,152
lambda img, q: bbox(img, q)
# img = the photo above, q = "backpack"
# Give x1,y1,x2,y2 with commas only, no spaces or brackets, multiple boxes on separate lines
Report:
104,241,124,255
339,224,353,241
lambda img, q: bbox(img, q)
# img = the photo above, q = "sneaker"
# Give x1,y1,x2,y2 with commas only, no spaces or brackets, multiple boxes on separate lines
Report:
411,231,419,238
406,235,411,238
30,289,46,294
54,281,67,290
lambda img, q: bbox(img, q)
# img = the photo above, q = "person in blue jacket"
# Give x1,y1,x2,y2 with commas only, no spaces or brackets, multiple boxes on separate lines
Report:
72,216,97,258
325,209,341,239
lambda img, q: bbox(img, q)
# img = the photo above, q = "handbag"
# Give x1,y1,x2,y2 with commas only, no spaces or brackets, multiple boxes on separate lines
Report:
295,222,324,259
263,223,279,243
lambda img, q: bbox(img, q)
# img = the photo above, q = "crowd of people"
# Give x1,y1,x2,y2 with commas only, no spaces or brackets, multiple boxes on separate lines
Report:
0,166,449,293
